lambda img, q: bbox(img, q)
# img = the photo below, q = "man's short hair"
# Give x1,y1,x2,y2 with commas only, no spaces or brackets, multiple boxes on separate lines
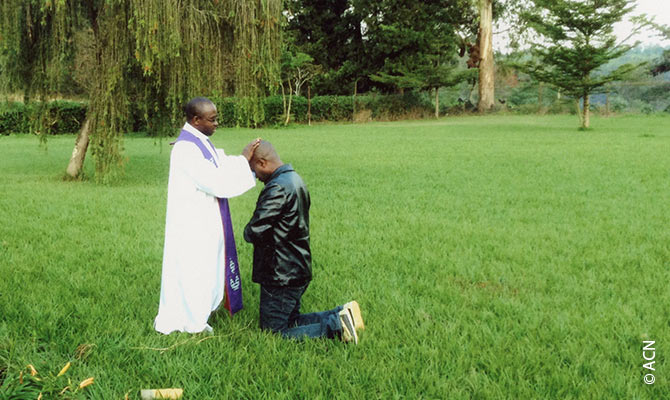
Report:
184,97,214,122
254,140,280,162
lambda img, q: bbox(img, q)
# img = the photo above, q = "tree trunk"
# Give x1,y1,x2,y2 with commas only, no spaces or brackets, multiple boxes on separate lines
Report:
435,88,439,118
605,92,610,116
280,82,287,122
295,69,302,97
582,94,590,129
469,80,477,105
477,0,494,112
575,99,583,126
308,84,312,126
284,80,293,126
353,79,358,122
65,118,90,179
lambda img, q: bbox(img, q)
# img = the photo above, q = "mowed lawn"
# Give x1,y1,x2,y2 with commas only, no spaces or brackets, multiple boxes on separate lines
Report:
1,114,669,399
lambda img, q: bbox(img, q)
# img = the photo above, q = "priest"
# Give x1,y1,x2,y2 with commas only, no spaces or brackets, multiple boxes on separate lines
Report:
154,97,259,334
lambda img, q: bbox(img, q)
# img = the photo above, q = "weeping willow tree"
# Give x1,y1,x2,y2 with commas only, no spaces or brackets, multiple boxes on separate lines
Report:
0,0,281,182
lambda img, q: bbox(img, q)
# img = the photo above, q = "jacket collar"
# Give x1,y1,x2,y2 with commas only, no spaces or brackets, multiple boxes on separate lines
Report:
267,164,293,182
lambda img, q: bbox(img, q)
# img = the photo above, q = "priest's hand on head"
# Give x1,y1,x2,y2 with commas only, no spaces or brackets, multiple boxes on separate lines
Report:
242,138,261,161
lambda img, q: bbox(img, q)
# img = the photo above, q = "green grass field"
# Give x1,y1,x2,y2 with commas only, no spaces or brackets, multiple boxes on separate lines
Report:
1,114,669,399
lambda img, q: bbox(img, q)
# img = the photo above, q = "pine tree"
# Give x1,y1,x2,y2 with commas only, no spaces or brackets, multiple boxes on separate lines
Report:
518,0,642,129
366,0,474,101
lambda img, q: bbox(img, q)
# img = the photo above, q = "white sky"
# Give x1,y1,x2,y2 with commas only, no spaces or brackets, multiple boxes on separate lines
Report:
493,0,670,52
613,0,670,46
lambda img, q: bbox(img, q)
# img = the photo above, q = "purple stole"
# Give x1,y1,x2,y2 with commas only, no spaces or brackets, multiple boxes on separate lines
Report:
172,130,243,316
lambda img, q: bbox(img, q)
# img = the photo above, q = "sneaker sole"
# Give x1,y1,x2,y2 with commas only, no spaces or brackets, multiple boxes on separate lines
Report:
339,311,358,344
344,301,364,331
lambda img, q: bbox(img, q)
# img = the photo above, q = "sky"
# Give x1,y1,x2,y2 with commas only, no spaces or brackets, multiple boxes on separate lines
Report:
493,0,670,52
613,0,670,46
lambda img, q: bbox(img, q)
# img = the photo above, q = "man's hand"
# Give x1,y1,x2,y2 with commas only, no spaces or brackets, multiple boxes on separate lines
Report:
243,138,261,161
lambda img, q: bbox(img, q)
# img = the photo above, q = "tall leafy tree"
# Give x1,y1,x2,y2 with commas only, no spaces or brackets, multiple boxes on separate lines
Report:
365,0,474,99
285,0,366,94
0,0,281,182
518,0,642,129
287,0,475,97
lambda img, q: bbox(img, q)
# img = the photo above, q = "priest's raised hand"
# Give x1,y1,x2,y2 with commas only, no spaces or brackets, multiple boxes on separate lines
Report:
243,138,261,162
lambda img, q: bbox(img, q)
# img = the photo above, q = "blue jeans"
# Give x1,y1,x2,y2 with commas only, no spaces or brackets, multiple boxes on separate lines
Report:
259,284,342,340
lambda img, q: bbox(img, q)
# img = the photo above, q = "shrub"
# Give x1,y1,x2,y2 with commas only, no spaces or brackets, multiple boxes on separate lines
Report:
354,92,434,120
608,96,628,113
261,95,308,124
439,97,478,116
289,96,308,123
211,97,238,126
513,103,541,114
0,101,87,135
45,101,88,134
546,99,574,115
0,102,28,134
311,95,354,121
261,95,284,124
353,109,372,123
641,104,654,115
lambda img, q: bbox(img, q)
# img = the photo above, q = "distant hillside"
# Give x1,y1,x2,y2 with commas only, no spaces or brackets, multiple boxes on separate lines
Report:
600,45,669,81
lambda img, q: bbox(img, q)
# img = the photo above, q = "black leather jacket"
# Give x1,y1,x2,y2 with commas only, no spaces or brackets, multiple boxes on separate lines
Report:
243,164,312,287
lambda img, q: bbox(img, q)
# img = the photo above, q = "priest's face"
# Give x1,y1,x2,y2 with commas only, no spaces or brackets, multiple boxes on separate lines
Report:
193,103,219,136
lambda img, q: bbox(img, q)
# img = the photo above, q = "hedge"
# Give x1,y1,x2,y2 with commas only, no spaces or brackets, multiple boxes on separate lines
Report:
212,92,433,126
0,101,87,135
0,102,26,134
1,92,435,134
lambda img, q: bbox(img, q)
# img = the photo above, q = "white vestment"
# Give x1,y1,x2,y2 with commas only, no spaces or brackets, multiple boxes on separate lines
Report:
154,123,256,334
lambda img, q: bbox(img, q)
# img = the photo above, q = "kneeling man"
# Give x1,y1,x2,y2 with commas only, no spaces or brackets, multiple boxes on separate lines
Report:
243,141,364,343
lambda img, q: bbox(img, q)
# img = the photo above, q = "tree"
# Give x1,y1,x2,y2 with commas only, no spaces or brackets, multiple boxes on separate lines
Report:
288,0,476,97
0,1,281,182
371,57,475,117
280,49,321,125
477,0,494,111
648,22,670,76
518,0,643,129
651,51,670,76
467,0,528,112
366,0,474,100
285,0,367,94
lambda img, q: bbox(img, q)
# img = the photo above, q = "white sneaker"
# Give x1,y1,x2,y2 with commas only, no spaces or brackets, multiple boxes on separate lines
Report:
343,301,364,331
338,309,358,344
